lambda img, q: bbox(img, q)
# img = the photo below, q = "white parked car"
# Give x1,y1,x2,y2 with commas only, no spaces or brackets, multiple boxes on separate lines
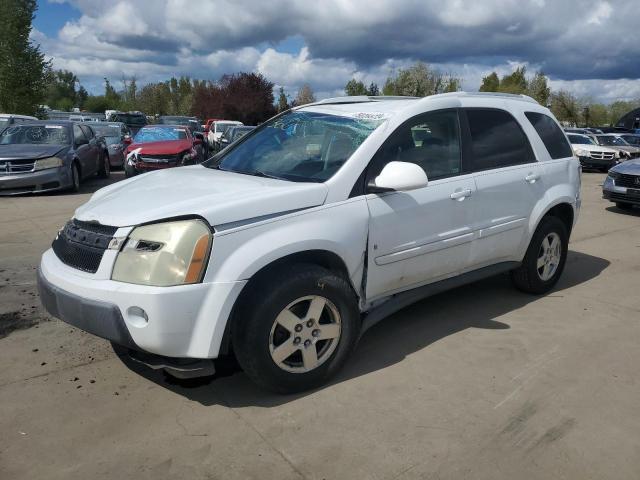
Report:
38,93,581,393
207,120,243,149
566,133,621,171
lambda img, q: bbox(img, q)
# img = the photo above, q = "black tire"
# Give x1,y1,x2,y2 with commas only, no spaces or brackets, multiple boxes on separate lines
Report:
98,153,110,178
69,162,81,192
616,202,633,210
232,264,360,394
124,163,136,178
511,216,568,295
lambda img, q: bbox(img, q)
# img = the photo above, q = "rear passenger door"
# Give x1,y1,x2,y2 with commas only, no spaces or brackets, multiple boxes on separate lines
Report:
80,125,101,175
462,108,543,268
73,124,91,178
365,109,478,300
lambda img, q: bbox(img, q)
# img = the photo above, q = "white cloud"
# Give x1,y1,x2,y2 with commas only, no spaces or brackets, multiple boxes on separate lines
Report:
33,0,640,103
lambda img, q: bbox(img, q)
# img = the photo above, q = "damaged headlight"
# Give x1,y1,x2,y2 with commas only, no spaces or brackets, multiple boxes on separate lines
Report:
112,219,212,286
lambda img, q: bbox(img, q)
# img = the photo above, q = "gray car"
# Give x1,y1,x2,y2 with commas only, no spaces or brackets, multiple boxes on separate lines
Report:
0,121,109,195
602,159,640,210
84,121,132,168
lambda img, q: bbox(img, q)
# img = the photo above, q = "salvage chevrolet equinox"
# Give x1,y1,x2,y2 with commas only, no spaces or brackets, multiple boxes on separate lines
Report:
38,93,581,393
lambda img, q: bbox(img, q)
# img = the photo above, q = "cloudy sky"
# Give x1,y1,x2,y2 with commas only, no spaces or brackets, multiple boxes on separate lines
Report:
33,0,640,103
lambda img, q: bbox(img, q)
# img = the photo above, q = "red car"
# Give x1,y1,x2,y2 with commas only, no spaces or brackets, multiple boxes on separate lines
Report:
124,125,202,177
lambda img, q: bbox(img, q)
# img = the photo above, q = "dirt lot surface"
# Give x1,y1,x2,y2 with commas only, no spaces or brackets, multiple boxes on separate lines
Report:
1,171,639,480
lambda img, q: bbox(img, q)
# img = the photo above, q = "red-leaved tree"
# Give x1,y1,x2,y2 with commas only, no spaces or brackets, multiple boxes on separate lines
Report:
191,73,276,125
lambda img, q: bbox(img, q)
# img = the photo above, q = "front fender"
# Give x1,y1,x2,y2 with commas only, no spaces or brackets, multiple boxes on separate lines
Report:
206,198,371,290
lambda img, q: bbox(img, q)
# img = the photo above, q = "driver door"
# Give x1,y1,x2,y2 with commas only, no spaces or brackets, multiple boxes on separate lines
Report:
365,109,477,300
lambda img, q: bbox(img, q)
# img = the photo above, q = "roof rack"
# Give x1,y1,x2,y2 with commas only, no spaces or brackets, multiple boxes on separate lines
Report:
311,95,419,105
428,91,539,104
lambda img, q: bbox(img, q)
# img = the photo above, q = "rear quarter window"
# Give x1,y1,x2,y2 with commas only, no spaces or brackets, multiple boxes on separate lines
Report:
525,112,573,159
466,108,535,171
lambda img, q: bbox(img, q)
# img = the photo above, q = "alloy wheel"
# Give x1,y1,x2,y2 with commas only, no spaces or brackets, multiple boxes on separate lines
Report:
537,232,561,281
268,295,342,373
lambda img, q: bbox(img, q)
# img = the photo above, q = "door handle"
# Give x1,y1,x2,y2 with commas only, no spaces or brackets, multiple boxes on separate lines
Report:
450,188,472,201
525,173,540,183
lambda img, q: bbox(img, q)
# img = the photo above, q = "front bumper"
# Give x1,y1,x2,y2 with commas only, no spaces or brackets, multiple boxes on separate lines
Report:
0,166,71,195
38,248,247,358
602,176,640,205
578,156,619,170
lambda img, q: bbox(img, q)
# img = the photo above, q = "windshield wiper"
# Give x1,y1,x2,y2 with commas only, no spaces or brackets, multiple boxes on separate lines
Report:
243,169,284,180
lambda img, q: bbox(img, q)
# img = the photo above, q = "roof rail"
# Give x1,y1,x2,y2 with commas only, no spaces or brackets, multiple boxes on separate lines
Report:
311,95,419,105
427,91,539,104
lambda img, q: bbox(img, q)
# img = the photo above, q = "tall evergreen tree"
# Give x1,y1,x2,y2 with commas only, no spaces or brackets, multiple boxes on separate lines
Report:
277,87,289,112
0,0,50,115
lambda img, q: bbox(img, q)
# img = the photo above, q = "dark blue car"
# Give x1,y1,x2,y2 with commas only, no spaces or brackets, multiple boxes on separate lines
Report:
0,121,109,195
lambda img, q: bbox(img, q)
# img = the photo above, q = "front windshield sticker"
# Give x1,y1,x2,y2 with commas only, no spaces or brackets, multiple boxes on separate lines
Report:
351,112,388,120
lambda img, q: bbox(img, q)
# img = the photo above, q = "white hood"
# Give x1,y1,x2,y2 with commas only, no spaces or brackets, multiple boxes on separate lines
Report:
570,144,619,154
75,166,328,228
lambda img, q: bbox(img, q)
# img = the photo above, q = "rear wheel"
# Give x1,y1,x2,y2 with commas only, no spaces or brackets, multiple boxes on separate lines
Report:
69,163,81,192
232,264,360,393
98,153,110,178
511,216,568,294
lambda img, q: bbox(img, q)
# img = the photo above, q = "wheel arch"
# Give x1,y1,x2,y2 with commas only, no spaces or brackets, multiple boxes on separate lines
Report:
218,248,359,356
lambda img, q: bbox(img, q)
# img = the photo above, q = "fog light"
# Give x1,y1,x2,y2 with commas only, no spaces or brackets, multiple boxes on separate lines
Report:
126,306,148,327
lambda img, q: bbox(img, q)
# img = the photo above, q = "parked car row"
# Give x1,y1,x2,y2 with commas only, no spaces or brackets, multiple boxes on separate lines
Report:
565,130,640,171
0,121,110,194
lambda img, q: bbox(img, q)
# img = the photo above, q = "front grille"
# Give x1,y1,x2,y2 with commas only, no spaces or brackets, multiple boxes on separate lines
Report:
589,151,615,160
139,153,181,164
0,158,36,174
51,219,117,273
615,173,640,189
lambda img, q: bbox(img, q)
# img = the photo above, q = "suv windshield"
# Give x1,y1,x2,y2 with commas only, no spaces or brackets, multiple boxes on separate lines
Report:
133,126,188,143
596,136,627,146
110,113,147,126
0,125,71,145
88,124,121,139
208,110,384,182
568,134,595,145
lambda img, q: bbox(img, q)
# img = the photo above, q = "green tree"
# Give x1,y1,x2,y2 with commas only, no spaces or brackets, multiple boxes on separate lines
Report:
367,82,380,96
479,72,500,92
0,0,50,115
550,90,581,125
381,62,460,97
608,100,640,126
499,66,528,94
344,78,368,96
276,87,289,113
83,95,110,113
526,71,550,106
104,78,120,108
77,85,88,110
45,69,78,110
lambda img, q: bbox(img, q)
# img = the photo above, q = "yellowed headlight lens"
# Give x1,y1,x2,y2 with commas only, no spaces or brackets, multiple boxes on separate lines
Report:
112,219,211,286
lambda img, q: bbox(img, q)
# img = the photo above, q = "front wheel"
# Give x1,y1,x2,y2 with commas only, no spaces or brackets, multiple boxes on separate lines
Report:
69,163,81,192
511,216,568,294
232,264,360,393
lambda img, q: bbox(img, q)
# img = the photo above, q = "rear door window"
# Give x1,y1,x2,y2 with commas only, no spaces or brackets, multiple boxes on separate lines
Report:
466,108,535,171
525,112,573,159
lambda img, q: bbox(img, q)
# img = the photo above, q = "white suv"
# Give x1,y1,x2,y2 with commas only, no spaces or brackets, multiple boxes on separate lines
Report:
38,93,581,393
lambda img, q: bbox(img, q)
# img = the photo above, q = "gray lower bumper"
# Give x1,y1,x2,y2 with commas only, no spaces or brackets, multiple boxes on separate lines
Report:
0,167,70,194
37,268,216,378
37,268,138,349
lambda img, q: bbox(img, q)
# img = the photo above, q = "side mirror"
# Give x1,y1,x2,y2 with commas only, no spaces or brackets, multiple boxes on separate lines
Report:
75,137,88,147
368,161,428,193
123,135,132,144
